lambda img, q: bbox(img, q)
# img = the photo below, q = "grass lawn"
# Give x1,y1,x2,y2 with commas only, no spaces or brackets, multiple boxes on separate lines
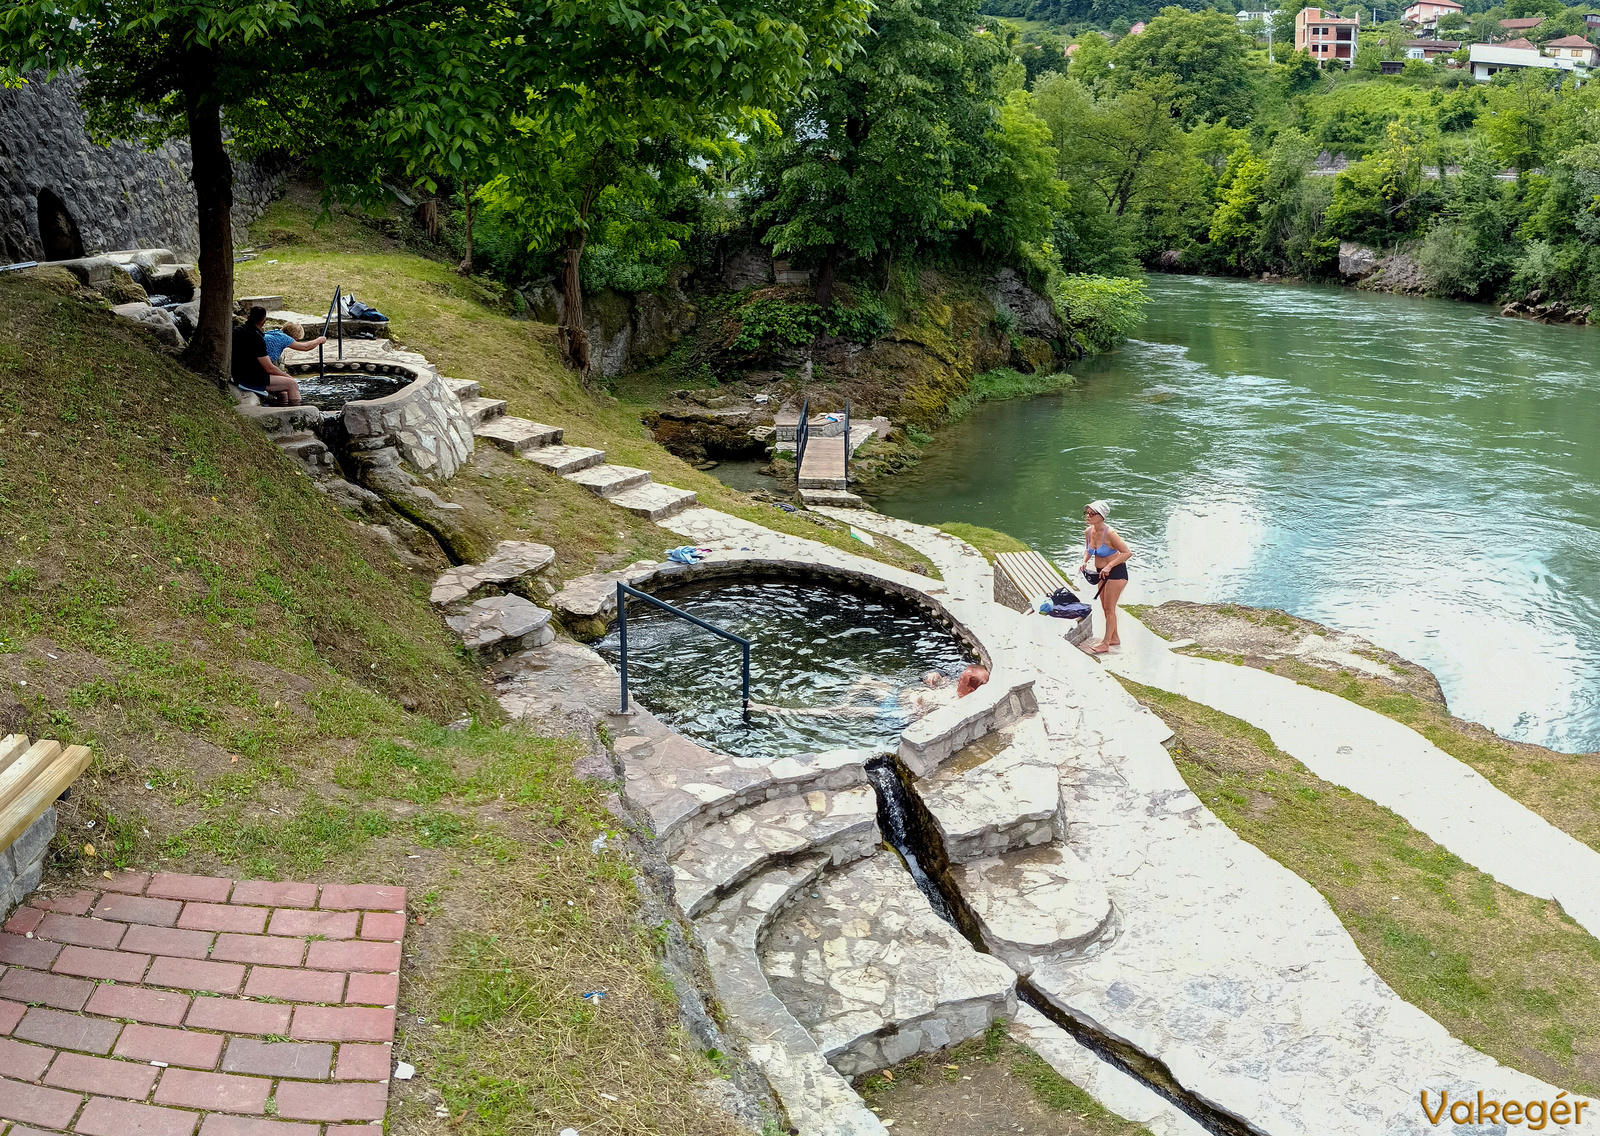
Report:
238,187,936,581
0,226,777,1132
1122,678,1600,1095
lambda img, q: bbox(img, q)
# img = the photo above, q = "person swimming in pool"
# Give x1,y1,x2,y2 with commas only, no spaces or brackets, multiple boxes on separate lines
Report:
747,666,987,720
1078,498,1131,655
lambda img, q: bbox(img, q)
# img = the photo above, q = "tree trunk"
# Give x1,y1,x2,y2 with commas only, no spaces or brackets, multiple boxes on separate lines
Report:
457,185,474,275
181,55,234,385
559,226,590,375
814,247,837,307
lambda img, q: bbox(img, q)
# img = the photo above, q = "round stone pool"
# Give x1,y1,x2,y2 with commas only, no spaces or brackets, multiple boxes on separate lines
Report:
295,371,410,412
594,579,975,758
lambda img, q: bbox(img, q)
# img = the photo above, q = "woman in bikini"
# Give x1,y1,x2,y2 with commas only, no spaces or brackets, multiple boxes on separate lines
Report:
1078,499,1131,655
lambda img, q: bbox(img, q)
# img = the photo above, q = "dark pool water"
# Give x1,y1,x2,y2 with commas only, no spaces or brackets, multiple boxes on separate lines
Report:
296,372,410,411
594,580,974,758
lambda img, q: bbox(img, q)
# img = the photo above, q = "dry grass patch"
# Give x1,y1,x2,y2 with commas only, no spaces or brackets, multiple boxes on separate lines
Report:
1121,678,1600,1094
855,1019,1151,1135
936,522,1030,563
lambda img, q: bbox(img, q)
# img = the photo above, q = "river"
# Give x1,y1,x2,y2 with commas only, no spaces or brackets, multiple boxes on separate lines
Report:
869,274,1600,753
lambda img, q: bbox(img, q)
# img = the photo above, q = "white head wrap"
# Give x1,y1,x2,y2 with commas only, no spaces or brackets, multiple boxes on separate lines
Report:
1086,500,1111,519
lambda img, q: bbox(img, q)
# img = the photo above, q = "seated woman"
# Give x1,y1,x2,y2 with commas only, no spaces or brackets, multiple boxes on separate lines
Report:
262,322,329,367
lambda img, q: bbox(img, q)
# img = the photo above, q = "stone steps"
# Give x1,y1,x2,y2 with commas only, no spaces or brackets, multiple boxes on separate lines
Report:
474,415,563,454
759,851,1017,1078
522,444,607,475
800,487,866,509
443,377,480,401
610,482,699,521
919,715,1062,864
458,396,507,427
564,463,652,498
698,855,893,1136
952,843,1115,976
670,785,882,918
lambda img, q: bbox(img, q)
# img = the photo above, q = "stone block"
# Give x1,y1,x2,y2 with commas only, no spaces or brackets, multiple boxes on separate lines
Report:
445,595,554,662
112,302,184,348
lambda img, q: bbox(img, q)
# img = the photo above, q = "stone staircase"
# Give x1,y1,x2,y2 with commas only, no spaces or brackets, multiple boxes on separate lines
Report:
598,693,1020,1135
450,377,699,522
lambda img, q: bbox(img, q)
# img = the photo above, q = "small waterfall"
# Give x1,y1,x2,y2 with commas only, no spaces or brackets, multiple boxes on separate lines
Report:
864,756,1255,1136
864,757,956,927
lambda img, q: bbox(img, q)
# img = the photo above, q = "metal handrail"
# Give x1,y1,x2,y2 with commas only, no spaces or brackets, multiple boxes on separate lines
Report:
794,396,810,483
616,582,751,715
317,286,345,380
843,398,851,489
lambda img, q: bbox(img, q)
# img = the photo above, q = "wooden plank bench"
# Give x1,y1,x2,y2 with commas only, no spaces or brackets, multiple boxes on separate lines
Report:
1,734,93,912
993,550,1093,646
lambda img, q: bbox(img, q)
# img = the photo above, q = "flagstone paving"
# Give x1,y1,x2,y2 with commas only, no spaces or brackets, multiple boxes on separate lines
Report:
0,873,402,1136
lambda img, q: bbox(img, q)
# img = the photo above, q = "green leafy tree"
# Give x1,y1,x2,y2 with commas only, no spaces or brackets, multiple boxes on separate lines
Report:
1280,49,1324,95
1208,148,1271,268
484,0,869,372
750,0,1003,304
972,91,1071,258
1481,69,1567,173
1323,119,1429,244
1108,7,1256,127
0,0,514,379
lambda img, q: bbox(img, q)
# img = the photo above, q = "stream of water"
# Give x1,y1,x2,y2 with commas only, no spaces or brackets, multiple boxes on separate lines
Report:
870,275,1600,752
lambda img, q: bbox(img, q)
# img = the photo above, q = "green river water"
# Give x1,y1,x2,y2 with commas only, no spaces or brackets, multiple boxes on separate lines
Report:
869,274,1600,752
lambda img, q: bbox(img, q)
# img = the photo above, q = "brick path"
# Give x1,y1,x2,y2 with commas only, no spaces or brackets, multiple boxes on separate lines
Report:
0,872,404,1136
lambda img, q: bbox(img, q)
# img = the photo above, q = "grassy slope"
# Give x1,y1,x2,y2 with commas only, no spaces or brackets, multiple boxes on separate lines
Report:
0,263,750,1130
1122,679,1600,1095
239,190,936,579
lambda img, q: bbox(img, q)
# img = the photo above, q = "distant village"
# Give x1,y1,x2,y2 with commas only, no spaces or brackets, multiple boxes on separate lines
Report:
1074,3,1600,80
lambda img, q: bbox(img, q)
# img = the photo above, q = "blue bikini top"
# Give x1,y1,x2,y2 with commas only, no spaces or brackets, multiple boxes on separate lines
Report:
1086,533,1115,557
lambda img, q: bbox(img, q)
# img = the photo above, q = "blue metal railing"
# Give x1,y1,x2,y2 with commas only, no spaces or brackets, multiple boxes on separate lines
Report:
616,582,751,715
317,286,345,380
843,398,851,489
793,396,810,483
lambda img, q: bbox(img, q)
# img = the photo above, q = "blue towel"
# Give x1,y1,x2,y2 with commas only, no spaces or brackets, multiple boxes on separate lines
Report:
667,546,707,565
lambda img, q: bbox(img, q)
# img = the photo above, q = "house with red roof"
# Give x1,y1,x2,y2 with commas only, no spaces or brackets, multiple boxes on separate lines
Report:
1544,33,1599,66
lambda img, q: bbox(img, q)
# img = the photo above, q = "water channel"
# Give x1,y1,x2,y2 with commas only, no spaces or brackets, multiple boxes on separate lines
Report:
870,275,1600,753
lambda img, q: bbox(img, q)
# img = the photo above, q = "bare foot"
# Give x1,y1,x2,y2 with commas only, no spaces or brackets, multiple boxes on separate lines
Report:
1088,643,1112,654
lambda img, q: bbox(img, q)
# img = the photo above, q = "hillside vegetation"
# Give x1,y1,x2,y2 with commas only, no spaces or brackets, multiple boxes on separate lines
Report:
976,4,1600,308
0,235,864,1135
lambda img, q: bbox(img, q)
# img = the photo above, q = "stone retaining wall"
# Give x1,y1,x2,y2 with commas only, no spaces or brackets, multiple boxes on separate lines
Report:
899,678,1038,779
302,364,474,482
0,807,54,916
0,72,283,263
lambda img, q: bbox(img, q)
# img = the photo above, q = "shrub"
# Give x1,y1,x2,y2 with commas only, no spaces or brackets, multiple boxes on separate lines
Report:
1050,274,1150,352
731,298,892,352
1508,239,1559,298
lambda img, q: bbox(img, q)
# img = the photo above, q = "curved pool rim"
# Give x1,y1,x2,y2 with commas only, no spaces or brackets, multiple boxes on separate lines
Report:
586,552,1039,779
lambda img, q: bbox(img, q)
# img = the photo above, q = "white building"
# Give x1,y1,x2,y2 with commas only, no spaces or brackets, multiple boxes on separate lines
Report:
1468,42,1579,79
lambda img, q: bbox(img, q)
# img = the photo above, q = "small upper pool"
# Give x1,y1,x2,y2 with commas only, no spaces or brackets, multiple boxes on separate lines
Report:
595,579,974,758
296,371,410,412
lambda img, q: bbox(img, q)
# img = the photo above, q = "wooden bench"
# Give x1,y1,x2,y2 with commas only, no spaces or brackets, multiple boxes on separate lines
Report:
993,550,1093,645
1,735,93,911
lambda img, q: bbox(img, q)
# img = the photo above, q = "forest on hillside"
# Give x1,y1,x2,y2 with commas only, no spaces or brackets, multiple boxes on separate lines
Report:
974,3,1600,304
8,0,1598,374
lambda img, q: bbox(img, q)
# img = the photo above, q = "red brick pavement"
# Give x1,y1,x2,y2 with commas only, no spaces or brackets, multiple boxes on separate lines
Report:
0,875,404,1136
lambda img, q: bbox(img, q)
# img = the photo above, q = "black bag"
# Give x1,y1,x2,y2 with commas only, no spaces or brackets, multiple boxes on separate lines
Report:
1051,586,1081,607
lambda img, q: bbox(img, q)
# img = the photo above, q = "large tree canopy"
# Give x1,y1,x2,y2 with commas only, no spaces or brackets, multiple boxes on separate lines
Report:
0,0,516,378
749,0,1008,302
0,0,867,379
